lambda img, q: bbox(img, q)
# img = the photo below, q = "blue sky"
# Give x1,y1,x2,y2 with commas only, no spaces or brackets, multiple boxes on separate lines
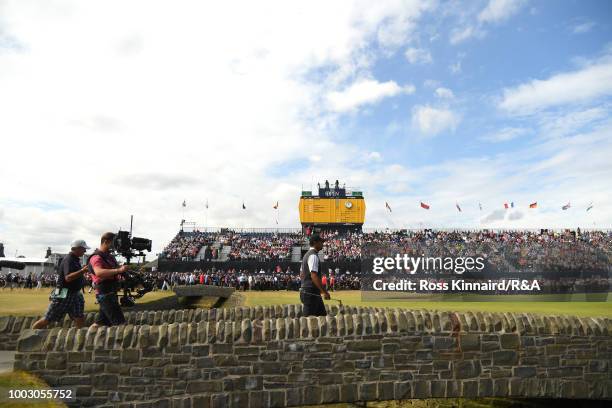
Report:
0,0,611,257
331,0,611,167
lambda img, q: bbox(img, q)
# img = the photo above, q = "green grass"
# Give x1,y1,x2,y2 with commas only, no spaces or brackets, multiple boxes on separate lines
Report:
241,290,612,317
0,371,66,407
0,288,176,316
0,288,610,318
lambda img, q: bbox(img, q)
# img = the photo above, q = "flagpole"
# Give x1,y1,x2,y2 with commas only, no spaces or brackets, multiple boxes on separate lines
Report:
242,200,245,231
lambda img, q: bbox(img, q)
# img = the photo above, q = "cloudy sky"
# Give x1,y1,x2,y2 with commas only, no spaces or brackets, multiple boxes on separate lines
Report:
1,0,611,258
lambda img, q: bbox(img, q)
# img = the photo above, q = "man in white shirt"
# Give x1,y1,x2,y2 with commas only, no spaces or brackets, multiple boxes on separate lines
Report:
299,235,330,316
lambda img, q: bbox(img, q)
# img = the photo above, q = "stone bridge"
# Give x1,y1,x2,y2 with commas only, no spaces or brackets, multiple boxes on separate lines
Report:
10,305,612,407
173,284,235,299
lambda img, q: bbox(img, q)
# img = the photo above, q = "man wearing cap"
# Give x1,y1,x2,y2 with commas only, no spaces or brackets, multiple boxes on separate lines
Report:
299,234,330,316
32,240,90,329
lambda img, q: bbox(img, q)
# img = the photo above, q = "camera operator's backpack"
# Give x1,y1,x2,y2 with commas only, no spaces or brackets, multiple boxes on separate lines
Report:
87,249,120,294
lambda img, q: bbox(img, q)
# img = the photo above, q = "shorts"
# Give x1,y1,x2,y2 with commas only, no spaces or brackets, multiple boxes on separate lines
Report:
44,291,85,322
94,293,126,326
300,288,327,317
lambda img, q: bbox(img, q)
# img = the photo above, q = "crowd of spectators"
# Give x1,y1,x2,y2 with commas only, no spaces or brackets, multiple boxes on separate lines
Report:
146,267,362,292
314,229,611,276
161,229,612,274
160,231,302,261
8,228,607,294
225,233,302,261
161,231,218,261
0,272,56,289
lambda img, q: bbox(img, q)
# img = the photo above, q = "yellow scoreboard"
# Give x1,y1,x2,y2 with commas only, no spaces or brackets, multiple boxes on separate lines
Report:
299,196,366,225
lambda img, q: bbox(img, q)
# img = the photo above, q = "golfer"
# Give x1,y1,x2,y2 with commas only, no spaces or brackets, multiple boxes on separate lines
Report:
299,234,330,316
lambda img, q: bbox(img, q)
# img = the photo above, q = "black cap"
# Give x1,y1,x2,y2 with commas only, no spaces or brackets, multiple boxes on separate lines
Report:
309,234,325,246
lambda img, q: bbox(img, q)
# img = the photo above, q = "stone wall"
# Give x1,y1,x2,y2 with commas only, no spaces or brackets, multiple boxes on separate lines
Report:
13,307,612,407
2,304,433,350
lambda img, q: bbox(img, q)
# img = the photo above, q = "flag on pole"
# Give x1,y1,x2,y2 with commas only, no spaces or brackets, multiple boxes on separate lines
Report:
479,203,482,211
182,200,186,208
529,202,537,209
242,202,246,210
562,202,571,210
504,203,509,209
586,202,593,211
456,203,462,212
420,202,430,210
385,202,392,212
273,201,278,209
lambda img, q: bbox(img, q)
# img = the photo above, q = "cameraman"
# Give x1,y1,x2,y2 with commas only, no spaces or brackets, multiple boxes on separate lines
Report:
89,232,127,328
32,240,90,329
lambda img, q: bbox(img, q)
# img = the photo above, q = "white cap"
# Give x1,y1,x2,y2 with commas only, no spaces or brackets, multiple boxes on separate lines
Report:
70,239,90,250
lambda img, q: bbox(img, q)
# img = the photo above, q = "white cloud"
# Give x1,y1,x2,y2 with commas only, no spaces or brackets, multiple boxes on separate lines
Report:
481,209,527,224
539,107,608,138
448,0,523,46
450,26,477,44
572,21,595,34
478,0,526,24
481,127,528,142
481,209,506,224
374,123,612,230
412,105,461,136
0,0,432,257
434,87,454,99
322,122,612,230
367,151,382,161
403,84,417,94
327,79,413,113
499,58,612,114
404,47,432,64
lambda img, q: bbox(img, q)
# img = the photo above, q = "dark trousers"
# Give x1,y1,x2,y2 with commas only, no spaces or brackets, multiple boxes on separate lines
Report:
300,289,327,317
95,293,126,326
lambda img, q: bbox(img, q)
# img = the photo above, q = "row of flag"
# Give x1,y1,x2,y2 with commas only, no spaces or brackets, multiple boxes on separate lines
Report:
385,201,595,212
183,199,595,212
182,200,281,210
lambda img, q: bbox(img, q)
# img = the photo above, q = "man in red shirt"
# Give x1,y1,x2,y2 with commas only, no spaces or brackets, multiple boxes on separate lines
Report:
89,232,128,328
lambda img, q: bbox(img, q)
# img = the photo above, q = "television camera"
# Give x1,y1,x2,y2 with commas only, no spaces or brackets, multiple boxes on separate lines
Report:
119,269,155,307
111,216,154,307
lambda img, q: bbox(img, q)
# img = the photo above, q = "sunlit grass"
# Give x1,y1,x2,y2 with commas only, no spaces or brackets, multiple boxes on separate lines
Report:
0,288,175,316
0,371,66,408
241,290,612,317
0,288,609,318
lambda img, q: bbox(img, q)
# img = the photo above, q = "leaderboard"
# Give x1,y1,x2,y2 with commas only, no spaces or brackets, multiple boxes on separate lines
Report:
298,180,365,228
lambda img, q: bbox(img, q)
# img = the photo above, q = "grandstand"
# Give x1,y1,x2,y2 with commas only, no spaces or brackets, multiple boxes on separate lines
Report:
159,228,611,279
156,182,610,297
